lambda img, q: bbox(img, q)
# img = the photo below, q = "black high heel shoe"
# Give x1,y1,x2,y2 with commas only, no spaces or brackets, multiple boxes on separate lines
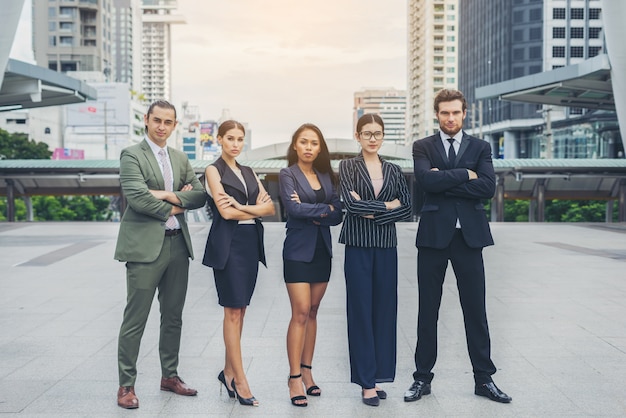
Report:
300,364,321,396
217,370,235,398
288,374,307,407
231,379,259,406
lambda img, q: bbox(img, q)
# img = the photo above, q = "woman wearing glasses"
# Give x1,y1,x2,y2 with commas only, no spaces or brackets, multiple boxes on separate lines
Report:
338,113,412,406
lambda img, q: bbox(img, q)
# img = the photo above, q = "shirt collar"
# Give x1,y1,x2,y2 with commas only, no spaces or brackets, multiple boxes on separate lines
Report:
439,130,463,144
145,137,168,158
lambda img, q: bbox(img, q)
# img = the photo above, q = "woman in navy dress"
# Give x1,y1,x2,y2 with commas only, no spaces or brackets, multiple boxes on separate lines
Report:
338,113,412,406
202,120,275,406
279,123,342,407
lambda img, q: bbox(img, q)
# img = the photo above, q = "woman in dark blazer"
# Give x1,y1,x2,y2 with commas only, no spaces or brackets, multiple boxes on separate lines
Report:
338,113,412,406
279,123,342,407
202,120,275,407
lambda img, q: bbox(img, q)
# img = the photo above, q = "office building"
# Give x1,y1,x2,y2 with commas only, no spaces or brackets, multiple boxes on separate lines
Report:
407,0,459,143
112,0,142,92
458,0,619,159
354,88,406,143
141,0,185,102
32,0,113,77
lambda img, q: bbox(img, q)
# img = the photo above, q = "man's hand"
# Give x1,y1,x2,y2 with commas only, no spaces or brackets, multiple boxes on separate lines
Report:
467,169,478,180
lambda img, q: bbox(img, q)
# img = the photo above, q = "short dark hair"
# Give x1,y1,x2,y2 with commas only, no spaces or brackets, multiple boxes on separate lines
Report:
356,113,385,134
147,100,177,119
287,123,336,185
434,89,467,113
145,100,177,132
217,120,246,138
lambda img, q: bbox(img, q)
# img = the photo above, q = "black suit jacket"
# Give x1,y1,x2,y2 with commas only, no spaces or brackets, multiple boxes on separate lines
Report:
413,132,495,249
202,157,266,270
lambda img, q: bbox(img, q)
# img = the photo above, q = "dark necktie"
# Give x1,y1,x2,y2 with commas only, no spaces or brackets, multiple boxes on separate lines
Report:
447,137,456,163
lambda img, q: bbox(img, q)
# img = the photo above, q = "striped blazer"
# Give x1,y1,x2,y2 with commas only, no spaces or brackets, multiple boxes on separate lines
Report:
338,153,412,248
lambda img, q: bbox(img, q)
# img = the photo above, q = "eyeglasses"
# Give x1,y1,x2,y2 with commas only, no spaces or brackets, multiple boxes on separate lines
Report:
359,131,384,141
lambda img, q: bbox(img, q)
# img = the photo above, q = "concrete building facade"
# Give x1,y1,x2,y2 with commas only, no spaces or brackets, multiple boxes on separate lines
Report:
140,0,184,102
353,88,406,143
32,0,113,77
407,0,459,143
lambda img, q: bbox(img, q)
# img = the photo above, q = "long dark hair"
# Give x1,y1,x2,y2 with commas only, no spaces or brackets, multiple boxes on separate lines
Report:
287,123,336,185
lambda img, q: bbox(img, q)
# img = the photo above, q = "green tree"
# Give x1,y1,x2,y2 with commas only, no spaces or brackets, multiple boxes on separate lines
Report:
0,128,52,159
0,197,27,221
504,199,530,222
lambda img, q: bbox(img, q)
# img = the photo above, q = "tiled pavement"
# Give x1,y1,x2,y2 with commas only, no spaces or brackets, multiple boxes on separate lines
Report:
1,220,625,417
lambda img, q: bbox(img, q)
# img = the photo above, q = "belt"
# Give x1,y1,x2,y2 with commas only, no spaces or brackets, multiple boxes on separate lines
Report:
165,229,182,236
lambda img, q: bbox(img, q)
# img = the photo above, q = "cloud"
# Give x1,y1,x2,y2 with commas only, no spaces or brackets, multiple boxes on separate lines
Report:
171,0,407,147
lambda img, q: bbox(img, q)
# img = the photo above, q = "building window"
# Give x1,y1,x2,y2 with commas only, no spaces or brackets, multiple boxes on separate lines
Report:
446,35,455,42
570,46,584,58
553,27,565,38
446,67,455,73
589,8,601,19
513,29,524,42
588,46,602,57
447,15,455,21
553,8,566,19
49,22,56,31
512,67,524,78
446,56,455,63
513,10,524,22
59,36,73,46
447,25,455,31
529,8,542,21
553,46,565,57
552,65,564,69
446,46,455,52
529,65,542,74
48,62,57,71
529,46,541,59
446,77,455,84
570,27,584,38
589,27,601,38
529,27,542,40
49,36,56,46
513,48,525,60
447,4,455,10
570,8,584,19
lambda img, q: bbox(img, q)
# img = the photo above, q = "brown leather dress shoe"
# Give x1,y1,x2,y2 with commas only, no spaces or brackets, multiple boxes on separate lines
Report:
117,386,139,409
160,376,198,396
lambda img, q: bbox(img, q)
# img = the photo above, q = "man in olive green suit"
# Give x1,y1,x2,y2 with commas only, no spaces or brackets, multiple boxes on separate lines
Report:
114,100,207,409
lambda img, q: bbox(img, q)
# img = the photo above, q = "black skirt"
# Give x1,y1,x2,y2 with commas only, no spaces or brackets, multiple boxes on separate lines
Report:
213,224,259,307
284,229,331,283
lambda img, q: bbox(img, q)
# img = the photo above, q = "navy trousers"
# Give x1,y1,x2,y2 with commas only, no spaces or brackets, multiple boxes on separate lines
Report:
344,246,398,389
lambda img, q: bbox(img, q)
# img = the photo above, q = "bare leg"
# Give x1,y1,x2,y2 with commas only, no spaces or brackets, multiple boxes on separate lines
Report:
223,306,257,403
300,282,328,395
286,283,310,405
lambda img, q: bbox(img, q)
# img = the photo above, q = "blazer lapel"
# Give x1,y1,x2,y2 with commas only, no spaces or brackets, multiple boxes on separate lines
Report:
219,161,247,196
317,170,333,203
355,155,375,199
291,165,317,203
141,139,165,189
457,131,471,162
433,135,448,165
167,146,181,189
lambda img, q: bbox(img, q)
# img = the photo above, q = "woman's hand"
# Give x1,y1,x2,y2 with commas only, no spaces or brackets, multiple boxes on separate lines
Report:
290,190,301,204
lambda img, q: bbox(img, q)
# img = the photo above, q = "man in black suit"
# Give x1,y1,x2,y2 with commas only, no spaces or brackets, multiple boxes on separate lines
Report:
404,89,511,404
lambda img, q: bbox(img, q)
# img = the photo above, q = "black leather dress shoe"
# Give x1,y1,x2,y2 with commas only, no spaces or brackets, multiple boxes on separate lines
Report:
404,380,431,402
474,382,512,403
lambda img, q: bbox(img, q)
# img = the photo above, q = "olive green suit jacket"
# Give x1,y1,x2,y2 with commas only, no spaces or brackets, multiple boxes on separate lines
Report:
114,139,207,263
